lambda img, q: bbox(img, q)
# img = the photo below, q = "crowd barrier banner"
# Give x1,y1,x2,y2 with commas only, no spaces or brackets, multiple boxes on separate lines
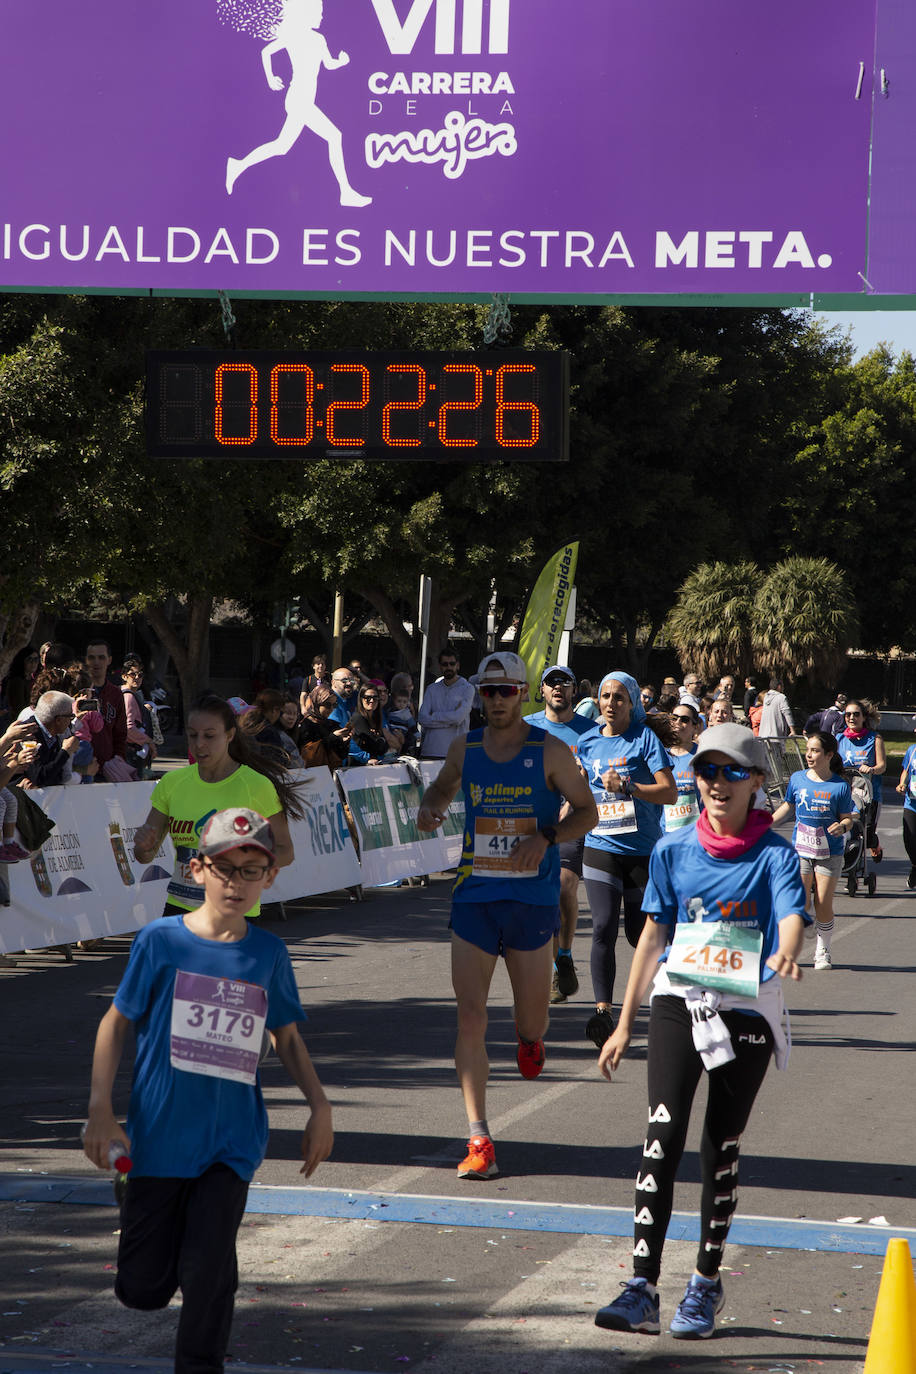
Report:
339,763,464,888
272,768,361,902
0,769,362,954
1,781,169,953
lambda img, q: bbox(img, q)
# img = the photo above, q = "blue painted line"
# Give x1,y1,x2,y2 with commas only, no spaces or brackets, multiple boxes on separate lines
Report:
2,1174,913,1256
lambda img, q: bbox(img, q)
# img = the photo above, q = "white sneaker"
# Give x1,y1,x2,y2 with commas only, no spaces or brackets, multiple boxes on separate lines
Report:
814,947,833,971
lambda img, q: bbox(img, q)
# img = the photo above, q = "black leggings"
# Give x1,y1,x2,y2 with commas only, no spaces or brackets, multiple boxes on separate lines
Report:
116,1163,249,1374
632,995,774,1286
903,809,916,866
583,846,650,1005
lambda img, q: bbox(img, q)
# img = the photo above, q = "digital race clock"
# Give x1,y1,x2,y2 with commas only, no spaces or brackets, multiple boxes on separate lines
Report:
145,349,569,462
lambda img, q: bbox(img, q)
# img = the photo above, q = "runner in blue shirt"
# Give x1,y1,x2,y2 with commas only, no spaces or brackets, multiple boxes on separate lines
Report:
526,664,599,1005
836,698,886,862
577,671,676,1050
772,732,854,971
417,651,596,1182
663,701,701,834
593,724,806,1342
83,808,333,1374
895,716,916,889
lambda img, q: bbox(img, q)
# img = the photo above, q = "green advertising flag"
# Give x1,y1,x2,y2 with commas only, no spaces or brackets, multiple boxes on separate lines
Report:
517,542,579,715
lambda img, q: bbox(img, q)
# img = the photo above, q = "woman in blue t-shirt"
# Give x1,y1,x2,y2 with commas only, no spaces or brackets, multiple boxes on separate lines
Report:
593,723,807,1341
895,716,916,889
577,671,676,1050
836,699,886,861
663,702,700,834
771,732,854,971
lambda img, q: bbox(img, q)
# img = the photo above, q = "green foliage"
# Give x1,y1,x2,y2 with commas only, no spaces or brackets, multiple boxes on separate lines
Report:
751,557,859,685
666,561,760,680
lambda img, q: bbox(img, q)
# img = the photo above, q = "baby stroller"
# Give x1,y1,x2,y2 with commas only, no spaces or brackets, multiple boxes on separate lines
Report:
842,770,877,897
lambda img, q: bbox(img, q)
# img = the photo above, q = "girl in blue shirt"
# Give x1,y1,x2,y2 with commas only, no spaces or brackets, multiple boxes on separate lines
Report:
895,717,916,889
836,698,886,862
593,724,806,1342
577,671,676,1050
772,732,854,971
663,701,701,834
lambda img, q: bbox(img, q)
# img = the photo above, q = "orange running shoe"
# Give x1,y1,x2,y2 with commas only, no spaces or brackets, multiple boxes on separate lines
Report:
457,1135,498,1179
516,1031,546,1080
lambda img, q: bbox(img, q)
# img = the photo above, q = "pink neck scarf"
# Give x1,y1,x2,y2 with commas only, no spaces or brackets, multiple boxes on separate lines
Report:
696,807,772,859
843,726,869,742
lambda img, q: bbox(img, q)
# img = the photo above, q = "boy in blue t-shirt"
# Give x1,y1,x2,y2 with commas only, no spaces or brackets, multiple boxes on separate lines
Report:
83,807,333,1374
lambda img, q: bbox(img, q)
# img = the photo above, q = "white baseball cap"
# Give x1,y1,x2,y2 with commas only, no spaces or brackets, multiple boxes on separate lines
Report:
476,651,528,685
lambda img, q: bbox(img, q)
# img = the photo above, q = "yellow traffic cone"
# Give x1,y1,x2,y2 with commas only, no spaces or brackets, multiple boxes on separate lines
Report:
864,1238,916,1373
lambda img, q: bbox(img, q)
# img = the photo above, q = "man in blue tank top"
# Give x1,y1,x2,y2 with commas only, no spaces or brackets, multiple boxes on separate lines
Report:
526,665,598,1006
418,651,597,1182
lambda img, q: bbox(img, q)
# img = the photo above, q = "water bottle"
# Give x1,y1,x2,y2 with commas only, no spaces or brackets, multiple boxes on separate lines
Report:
81,1123,133,1173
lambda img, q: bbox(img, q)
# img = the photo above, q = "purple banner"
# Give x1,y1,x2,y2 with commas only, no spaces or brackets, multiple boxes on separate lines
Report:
0,0,875,297
866,0,916,293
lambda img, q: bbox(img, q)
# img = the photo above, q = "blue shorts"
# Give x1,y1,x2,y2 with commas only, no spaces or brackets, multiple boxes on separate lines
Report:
450,899,560,956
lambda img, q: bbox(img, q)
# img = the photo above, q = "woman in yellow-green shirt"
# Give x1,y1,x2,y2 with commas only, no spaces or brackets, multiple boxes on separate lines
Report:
133,695,305,918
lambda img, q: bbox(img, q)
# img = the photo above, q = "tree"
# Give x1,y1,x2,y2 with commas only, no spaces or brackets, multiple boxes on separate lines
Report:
666,561,760,682
751,557,859,686
780,345,916,650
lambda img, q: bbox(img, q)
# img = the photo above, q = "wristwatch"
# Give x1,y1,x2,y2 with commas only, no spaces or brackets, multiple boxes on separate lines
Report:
539,825,558,845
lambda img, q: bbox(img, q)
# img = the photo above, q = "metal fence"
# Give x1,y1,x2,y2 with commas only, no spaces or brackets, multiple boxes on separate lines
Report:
762,737,808,806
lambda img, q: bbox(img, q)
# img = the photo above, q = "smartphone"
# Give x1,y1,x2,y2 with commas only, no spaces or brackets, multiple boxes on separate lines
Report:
78,699,100,713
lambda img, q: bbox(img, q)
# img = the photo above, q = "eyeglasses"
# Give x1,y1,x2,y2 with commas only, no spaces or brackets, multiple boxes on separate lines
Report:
361,694,379,703
480,683,522,698
543,676,572,689
695,762,752,783
844,710,862,718
202,858,273,883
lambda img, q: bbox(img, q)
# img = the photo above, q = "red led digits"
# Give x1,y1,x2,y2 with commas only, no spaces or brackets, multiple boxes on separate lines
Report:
382,364,425,447
326,363,370,447
215,363,258,446
270,364,315,446
438,363,483,447
495,363,540,447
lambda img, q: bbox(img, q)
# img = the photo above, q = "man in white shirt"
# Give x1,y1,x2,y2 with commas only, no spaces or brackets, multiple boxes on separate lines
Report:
679,673,702,710
418,648,476,760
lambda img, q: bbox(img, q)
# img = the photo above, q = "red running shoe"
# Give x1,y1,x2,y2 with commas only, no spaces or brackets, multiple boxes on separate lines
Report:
457,1135,497,1179
516,1030,546,1080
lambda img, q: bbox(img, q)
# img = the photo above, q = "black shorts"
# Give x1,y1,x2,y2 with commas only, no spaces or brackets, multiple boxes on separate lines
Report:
559,835,584,877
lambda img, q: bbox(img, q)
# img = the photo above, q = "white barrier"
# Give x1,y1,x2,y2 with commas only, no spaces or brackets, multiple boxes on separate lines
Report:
0,765,462,953
1,769,362,954
337,762,464,887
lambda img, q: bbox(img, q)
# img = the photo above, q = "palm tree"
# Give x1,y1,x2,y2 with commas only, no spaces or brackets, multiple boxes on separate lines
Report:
751,557,859,686
666,561,759,682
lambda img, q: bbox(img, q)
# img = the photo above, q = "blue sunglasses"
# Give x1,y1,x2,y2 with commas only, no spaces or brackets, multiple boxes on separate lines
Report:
695,762,752,783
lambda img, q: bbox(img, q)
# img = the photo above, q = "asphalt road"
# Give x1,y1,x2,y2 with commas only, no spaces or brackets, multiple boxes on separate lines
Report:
1,792,914,1373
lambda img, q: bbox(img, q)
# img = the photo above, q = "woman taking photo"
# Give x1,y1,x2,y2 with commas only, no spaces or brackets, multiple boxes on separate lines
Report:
836,698,886,862
133,694,304,918
345,683,390,767
663,702,701,833
594,723,807,1341
299,686,351,771
577,672,677,1050
772,732,854,971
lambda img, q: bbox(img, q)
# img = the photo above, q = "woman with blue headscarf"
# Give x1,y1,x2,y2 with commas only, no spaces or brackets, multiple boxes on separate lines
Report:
577,672,677,1050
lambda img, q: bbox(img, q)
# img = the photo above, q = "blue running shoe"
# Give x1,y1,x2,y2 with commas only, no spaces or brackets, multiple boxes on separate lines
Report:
594,1278,660,1334
669,1273,725,1339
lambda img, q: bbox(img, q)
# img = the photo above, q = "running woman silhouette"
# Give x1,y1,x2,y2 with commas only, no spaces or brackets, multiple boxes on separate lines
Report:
226,0,371,206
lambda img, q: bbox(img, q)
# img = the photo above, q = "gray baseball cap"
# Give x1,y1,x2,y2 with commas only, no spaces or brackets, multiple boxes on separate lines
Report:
540,664,576,687
693,723,769,774
197,808,275,861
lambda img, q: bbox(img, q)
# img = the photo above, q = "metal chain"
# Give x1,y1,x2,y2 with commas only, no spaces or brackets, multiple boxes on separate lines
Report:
483,293,512,345
217,290,237,344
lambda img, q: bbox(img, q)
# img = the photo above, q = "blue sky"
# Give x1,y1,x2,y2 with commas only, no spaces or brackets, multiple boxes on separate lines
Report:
812,310,916,359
